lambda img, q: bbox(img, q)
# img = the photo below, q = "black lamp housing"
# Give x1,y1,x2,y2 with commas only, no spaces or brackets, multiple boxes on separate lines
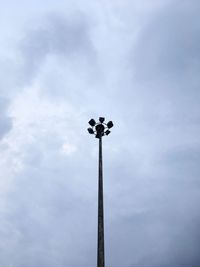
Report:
99,117,105,123
88,128,94,134
88,119,96,127
105,130,111,135
107,121,114,129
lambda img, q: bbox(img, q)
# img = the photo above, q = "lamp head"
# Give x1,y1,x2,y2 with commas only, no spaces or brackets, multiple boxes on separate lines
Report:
105,130,111,135
107,121,114,129
99,117,105,123
88,119,96,127
87,128,94,134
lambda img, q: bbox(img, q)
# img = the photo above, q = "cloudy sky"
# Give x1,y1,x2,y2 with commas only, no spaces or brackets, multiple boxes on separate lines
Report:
0,0,200,266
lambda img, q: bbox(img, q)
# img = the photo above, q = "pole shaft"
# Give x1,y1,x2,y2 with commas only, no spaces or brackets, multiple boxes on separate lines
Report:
97,136,105,267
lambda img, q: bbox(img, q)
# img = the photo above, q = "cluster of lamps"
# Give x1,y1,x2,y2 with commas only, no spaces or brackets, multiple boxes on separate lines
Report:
87,117,114,138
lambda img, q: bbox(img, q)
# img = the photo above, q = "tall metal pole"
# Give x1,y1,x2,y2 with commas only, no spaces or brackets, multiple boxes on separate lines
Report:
98,135,105,267
87,117,114,267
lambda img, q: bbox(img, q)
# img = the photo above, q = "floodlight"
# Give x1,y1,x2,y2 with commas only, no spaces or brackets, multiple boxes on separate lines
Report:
88,128,94,134
99,117,105,123
88,117,113,138
88,119,96,127
107,121,113,129
105,130,111,135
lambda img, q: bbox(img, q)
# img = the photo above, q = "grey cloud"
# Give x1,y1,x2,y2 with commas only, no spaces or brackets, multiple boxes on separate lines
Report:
0,13,95,99
159,145,200,179
116,0,200,148
133,0,200,83
0,98,12,139
0,58,23,97
20,14,95,83
0,135,97,267
104,145,200,267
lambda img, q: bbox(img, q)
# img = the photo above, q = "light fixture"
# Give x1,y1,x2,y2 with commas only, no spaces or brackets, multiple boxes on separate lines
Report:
105,130,111,135
88,119,96,127
88,128,94,134
99,117,105,123
88,117,114,139
107,121,113,129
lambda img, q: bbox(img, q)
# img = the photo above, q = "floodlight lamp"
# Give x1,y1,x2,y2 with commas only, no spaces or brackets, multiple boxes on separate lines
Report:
99,117,105,123
88,128,94,134
105,130,111,135
88,119,96,127
107,121,113,129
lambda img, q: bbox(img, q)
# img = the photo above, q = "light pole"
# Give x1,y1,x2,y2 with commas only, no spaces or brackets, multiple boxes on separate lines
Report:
88,117,114,267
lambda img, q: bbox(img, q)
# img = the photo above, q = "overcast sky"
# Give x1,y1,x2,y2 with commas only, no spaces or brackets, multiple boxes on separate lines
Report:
0,0,200,266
